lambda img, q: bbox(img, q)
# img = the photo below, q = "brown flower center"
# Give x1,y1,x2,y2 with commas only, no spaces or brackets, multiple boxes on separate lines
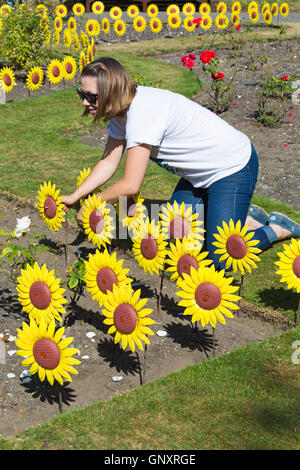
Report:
169,217,189,240
65,63,73,74
44,196,57,219
177,254,198,277
114,303,137,334
226,235,247,259
4,74,11,86
195,282,222,310
33,338,60,370
29,281,51,310
140,235,158,260
117,23,123,31
89,210,104,234
52,66,60,77
293,255,300,278
96,267,118,293
31,72,40,84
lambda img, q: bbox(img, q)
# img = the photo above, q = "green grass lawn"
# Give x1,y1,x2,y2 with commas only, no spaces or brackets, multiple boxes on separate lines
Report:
0,43,300,450
1,327,300,450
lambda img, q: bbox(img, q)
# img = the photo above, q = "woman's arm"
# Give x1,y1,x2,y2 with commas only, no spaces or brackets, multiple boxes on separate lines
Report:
62,135,126,207
95,143,151,205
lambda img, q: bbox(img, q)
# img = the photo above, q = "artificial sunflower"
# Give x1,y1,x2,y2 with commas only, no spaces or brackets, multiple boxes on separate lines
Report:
85,19,100,36
168,13,181,28
200,15,213,30
110,5,122,20
127,4,139,17
43,27,51,45
215,14,229,29
102,17,110,34
184,16,196,32
199,2,211,15
0,67,15,93
114,19,126,36
63,28,73,48
160,200,205,248
248,0,259,11
166,4,180,15
91,37,96,57
176,265,241,328
132,218,168,276
262,2,271,14
216,1,227,15
149,17,163,33
55,30,61,46
231,12,240,25
275,238,300,293
54,16,63,31
86,44,94,64
92,1,105,15
73,32,81,51
55,4,67,17
81,194,114,249
263,10,273,23
79,50,86,72
36,4,48,16
15,318,80,386
37,180,65,231
47,59,63,85
0,4,12,15
231,1,242,13
165,237,213,284
68,16,77,33
16,262,68,325
26,66,44,91
80,31,89,48
212,219,261,274
133,15,147,32
102,284,155,353
182,2,196,15
73,2,85,15
147,3,159,17
280,2,289,16
84,248,133,307
249,8,259,22
115,192,147,235
62,56,77,80
271,2,279,15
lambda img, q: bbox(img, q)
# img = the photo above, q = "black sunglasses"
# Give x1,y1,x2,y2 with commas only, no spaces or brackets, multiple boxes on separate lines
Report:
76,86,98,105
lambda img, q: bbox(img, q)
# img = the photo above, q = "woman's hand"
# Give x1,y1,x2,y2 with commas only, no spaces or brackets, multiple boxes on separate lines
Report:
61,194,78,213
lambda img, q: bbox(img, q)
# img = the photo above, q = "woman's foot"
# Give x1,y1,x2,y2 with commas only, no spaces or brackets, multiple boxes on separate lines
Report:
268,212,300,241
246,205,270,230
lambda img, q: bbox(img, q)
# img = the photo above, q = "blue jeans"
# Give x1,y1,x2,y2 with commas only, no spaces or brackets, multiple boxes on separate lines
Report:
169,145,277,270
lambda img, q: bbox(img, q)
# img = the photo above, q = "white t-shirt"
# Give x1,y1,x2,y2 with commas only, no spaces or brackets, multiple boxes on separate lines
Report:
109,86,252,188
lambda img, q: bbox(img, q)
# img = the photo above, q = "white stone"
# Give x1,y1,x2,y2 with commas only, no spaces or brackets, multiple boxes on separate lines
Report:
86,331,96,339
81,355,89,359
156,330,167,337
7,350,16,356
7,373,16,379
112,376,123,382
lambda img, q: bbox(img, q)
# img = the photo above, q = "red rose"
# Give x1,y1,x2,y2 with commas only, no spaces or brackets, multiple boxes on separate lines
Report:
200,50,216,64
235,24,241,30
188,53,196,60
211,71,224,81
184,58,195,69
181,55,188,63
193,17,202,25
281,75,289,81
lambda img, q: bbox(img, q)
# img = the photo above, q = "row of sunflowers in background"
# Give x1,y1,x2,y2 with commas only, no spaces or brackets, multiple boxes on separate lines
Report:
0,0,290,94
3,172,298,389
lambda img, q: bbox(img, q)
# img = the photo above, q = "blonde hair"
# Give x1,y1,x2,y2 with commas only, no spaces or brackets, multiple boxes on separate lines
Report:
81,57,137,121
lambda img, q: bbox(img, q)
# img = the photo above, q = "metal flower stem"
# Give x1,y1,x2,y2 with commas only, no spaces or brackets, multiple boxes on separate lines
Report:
212,326,216,357
295,295,300,326
157,269,165,326
143,343,148,384
65,217,69,267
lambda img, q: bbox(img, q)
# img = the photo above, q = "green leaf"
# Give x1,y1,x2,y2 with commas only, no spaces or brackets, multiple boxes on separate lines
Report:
69,277,78,289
